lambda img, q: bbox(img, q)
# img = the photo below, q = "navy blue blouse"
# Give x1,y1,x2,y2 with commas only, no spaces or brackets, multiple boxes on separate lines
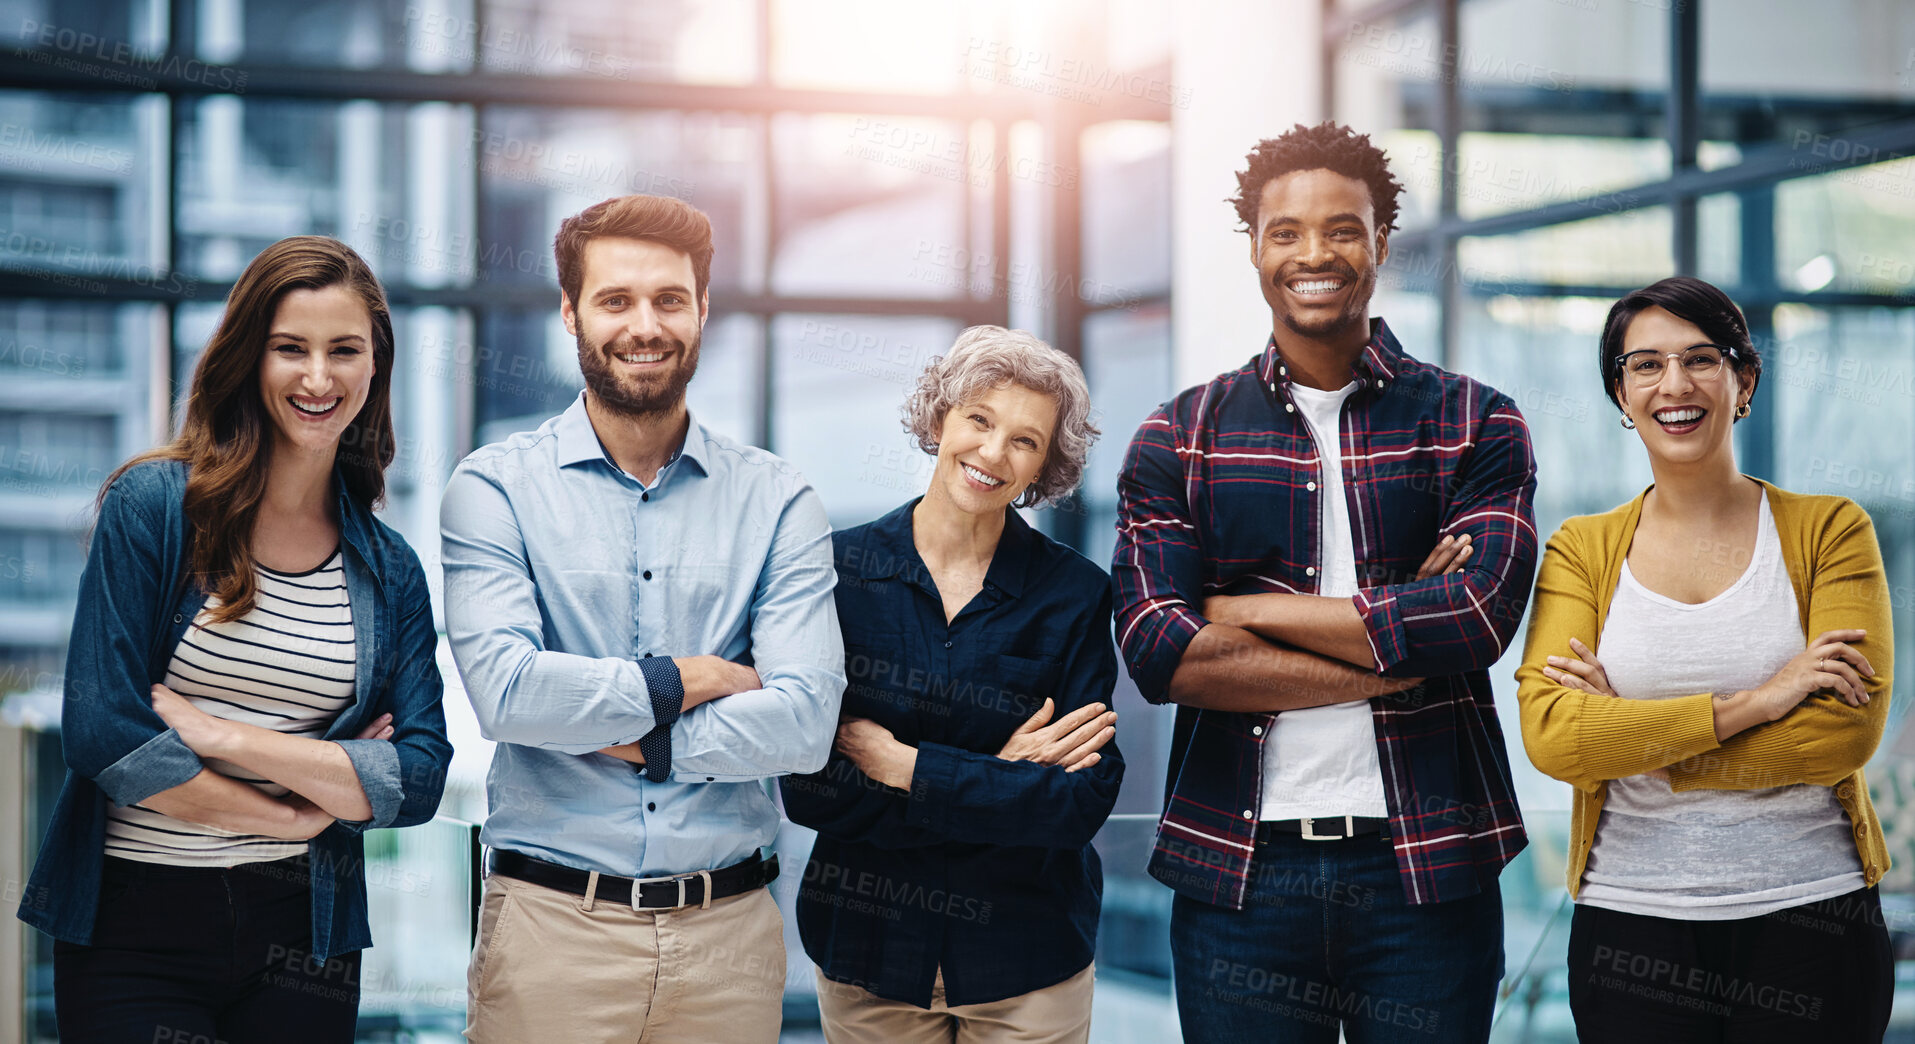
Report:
781,498,1123,1008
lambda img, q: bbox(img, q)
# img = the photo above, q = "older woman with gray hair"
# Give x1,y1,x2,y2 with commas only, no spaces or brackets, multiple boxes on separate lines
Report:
782,325,1123,1043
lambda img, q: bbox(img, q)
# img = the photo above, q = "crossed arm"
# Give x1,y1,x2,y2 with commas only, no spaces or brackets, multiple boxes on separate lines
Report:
440,464,845,782
1110,402,1537,712
65,478,439,842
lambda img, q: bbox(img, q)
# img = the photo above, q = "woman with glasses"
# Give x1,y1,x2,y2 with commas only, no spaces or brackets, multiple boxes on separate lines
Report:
20,237,453,1042
1516,276,1893,1041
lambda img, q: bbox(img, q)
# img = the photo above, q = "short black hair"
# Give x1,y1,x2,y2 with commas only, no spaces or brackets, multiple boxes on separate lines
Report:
1230,122,1404,236
1598,275,1762,416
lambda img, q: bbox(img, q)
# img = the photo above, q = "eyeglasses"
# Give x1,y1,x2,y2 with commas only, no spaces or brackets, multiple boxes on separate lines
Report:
1615,344,1738,387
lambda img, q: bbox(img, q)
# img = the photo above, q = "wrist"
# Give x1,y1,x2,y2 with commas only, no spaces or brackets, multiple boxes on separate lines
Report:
196,715,242,760
883,740,917,790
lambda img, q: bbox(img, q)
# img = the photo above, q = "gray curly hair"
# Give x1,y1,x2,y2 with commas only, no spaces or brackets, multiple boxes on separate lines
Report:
901,325,1098,508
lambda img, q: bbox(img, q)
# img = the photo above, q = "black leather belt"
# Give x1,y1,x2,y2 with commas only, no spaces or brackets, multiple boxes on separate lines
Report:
1257,816,1391,842
489,849,778,910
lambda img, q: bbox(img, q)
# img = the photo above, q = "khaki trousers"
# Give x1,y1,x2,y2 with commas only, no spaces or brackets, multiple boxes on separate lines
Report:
814,963,1096,1044
464,870,787,1043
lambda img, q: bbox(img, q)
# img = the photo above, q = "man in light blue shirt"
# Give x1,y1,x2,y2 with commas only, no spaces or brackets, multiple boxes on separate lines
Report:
442,193,845,1042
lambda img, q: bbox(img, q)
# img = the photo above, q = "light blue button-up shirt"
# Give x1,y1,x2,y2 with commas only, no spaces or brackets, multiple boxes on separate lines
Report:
441,392,845,877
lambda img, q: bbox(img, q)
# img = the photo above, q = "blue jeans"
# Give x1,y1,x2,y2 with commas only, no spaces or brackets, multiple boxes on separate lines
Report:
1170,830,1503,1043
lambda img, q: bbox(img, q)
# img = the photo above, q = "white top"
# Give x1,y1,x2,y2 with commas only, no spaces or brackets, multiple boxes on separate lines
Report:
1259,381,1389,820
1579,491,1862,919
105,552,356,866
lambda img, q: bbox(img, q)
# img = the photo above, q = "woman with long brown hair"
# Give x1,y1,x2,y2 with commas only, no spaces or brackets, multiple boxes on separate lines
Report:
19,236,452,1041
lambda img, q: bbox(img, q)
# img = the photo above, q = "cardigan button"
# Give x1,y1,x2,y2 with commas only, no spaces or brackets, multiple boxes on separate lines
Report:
173,614,183,623
1836,784,1855,800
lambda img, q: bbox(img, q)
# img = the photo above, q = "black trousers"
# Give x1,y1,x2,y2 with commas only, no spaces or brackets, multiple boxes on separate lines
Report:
1567,886,1892,1044
54,855,361,1044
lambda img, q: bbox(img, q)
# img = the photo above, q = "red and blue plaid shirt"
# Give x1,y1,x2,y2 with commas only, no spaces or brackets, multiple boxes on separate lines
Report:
1112,319,1536,909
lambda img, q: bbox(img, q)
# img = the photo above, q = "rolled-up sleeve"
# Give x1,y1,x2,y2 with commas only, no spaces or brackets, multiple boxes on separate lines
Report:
1111,407,1209,704
1353,396,1538,677
669,486,846,782
441,462,663,753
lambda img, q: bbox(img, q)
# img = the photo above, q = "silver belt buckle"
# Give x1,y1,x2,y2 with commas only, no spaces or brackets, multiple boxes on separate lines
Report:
1299,815,1354,841
630,872,689,910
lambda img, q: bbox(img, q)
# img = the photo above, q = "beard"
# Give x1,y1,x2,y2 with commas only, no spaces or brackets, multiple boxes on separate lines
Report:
1272,259,1377,340
577,326,701,420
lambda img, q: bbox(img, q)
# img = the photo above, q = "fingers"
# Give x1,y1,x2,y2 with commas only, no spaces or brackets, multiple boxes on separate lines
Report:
1812,641,1875,680
1542,665,1589,692
1065,751,1102,774
1414,534,1473,580
1047,711,1117,759
1034,701,1106,739
1567,637,1600,665
1055,725,1116,770
1545,654,1603,685
1811,629,1867,648
1820,660,1869,705
355,713,394,740
1012,698,1056,735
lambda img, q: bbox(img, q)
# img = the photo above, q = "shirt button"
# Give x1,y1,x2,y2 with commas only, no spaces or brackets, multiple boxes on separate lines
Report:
1252,725,1264,736
643,652,652,658
647,802,656,812
643,570,653,580
1306,481,1317,492
1279,366,1288,376
1306,567,1317,577
1242,810,1254,820
1284,403,1295,413
943,640,953,649
1375,379,1384,389
642,492,650,502
706,776,715,782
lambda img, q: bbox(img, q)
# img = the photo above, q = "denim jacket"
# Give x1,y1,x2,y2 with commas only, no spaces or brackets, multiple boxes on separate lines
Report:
19,459,452,960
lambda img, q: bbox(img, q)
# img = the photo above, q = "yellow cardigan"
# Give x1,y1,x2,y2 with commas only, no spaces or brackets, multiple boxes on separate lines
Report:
1515,479,1893,897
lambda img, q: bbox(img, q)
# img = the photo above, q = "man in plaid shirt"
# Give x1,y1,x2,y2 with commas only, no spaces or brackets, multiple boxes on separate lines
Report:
1112,122,1537,1041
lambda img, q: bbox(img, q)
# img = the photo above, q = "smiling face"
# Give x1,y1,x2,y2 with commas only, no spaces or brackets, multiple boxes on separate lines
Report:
928,381,1059,516
1251,168,1389,342
1615,305,1751,468
562,236,707,419
256,284,376,461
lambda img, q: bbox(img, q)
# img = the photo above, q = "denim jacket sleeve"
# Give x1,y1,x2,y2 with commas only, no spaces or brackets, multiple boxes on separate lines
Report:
66,469,205,809
330,543,451,833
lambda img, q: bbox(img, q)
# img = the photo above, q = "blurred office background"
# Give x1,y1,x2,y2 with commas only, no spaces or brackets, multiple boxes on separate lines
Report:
0,0,1911,1039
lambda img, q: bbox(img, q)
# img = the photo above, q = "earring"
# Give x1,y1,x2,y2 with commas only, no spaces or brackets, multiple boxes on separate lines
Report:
1620,414,1636,430
1735,402,1751,419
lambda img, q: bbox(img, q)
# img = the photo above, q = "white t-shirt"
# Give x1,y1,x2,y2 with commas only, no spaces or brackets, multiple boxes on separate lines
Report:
1578,490,1862,919
1258,381,1389,820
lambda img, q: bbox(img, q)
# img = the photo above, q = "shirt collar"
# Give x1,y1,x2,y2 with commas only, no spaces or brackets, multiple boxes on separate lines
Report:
1258,316,1403,389
553,390,710,479
847,496,1037,599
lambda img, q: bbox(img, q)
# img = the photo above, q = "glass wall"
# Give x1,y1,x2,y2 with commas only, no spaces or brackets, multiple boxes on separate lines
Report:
0,0,1173,1039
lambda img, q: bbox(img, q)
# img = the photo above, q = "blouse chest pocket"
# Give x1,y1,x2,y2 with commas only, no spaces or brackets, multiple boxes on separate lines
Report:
988,653,1063,724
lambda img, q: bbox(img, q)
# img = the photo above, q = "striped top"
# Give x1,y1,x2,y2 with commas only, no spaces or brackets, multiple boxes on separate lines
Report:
1112,318,1538,910
105,551,355,866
